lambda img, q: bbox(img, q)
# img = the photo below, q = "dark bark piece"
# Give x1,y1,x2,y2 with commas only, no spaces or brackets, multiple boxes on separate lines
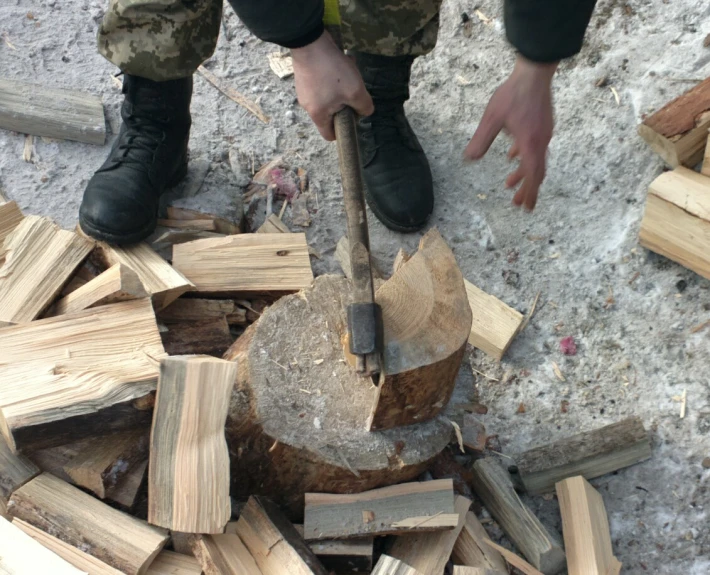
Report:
512,416,651,495
0,436,39,499
160,317,235,357
223,275,453,517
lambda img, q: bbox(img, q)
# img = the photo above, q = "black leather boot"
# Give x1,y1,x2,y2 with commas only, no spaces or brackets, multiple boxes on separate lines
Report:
354,53,433,232
79,74,192,244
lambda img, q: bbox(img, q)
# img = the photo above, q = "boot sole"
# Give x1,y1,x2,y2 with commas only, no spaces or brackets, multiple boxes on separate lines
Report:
79,162,188,246
363,183,431,233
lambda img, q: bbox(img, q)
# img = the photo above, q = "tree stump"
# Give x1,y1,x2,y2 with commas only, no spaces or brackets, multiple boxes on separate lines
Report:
224,275,454,517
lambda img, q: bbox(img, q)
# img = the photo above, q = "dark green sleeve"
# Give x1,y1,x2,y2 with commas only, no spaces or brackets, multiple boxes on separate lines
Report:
505,0,597,62
227,0,324,49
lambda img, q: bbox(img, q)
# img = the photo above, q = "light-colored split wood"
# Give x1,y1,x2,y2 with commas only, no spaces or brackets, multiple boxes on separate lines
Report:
146,550,202,575
513,416,651,495
389,495,471,574
0,200,23,245
157,219,218,232
0,77,105,145
268,52,294,79
50,263,147,316
335,236,382,279
0,216,93,324
452,511,508,574
166,206,241,235
482,539,545,575
92,241,193,309
702,130,710,176
148,356,235,534
8,473,168,575
234,495,328,575
172,233,313,295
304,479,457,540
0,515,86,575
256,213,291,234
464,279,523,360
453,567,500,575
556,476,622,575
13,517,124,575
470,458,565,574
293,524,373,573
371,555,421,575
392,247,411,274
191,533,262,575
0,299,165,452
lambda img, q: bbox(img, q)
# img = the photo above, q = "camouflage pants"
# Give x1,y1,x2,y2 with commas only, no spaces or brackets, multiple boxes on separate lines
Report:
98,0,442,81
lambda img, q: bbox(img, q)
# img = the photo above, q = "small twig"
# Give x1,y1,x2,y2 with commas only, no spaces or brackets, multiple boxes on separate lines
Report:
269,359,288,370
449,420,465,453
197,65,269,123
610,86,620,105
488,449,515,461
690,320,710,334
519,291,541,333
278,199,288,220
472,367,499,382
680,388,687,419
268,440,279,453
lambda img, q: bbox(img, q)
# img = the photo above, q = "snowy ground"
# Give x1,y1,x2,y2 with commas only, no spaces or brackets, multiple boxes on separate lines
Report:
1,0,709,572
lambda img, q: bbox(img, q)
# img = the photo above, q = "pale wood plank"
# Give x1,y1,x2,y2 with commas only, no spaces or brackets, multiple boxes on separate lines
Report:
146,551,201,575
452,511,508,574
0,299,165,452
0,515,87,575
556,476,622,575
464,279,523,360
0,77,105,145
470,459,565,574
64,428,149,499
371,555,420,575
0,216,93,324
148,356,235,533
8,474,168,574
172,233,313,295
389,495,471,575
93,242,193,310
234,496,328,575
303,479,457,540
0,201,23,245
13,518,123,575
192,533,262,575
513,417,651,495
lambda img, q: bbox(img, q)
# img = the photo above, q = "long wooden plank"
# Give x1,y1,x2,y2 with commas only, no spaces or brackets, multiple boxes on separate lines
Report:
13,518,123,575
191,534,262,575
148,356,235,534
64,428,149,499
146,551,201,575
639,167,710,280
638,77,710,167
0,201,23,245
0,77,105,145
389,495,471,574
371,555,420,575
172,233,313,295
234,496,328,575
512,417,652,495
0,216,93,324
303,479,458,540
50,263,147,316
0,299,165,452
93,242,193,309
8,474,168,575
0,515,87,575
556,477,622,575
452,512,508,574
464,279,523,360
470,459,565,575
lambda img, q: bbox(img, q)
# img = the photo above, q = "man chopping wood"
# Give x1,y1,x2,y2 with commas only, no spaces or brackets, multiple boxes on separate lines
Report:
80,0,597,244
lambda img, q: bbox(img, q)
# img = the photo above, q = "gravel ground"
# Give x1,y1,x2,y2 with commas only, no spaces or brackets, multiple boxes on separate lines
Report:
1,0,709,572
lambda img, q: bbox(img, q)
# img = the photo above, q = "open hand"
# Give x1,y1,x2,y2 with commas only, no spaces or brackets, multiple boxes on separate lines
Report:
291,31,374,141
465,56,558,211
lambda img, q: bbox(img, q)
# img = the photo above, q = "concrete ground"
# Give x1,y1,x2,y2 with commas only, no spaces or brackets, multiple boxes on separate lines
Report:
1,0,709,572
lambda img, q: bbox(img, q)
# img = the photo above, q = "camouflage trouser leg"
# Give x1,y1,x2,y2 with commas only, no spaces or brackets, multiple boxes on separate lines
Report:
97,0,222,81
339,0,443,57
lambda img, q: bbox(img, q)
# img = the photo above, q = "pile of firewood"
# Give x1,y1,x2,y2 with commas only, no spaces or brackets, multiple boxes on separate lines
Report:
0,168,654,575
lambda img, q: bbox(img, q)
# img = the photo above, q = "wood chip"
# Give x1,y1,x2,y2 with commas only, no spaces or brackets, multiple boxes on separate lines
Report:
197,65,269,123
450,420,465,453
268,52,294,79
552,361,566,382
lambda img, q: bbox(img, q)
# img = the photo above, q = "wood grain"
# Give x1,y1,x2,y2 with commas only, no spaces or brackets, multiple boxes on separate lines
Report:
148,356,235,533
556,476,622,575
294,524,373,573
452,510,508,574
703,131,710,177
13,517,124,575
0,298,165,452
0,201,23,245
639,167,710,280
50,263,147,316
464,279,522,360
146,551,201,575
513,416,652,495
470,459,565,574
234,495,328,575
368,229,472,430
0,77,105,145
160,316,234,357
0,437,38,499
371,555,420,575
92,241,193,309
191,534,262,574
304,479,457,540
0,515,86,575
166,206,241,235
172,233,313,295
334,236,382,280
8,474,168,575
389,495,471,574
482,540,545,575
0,216,93,324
